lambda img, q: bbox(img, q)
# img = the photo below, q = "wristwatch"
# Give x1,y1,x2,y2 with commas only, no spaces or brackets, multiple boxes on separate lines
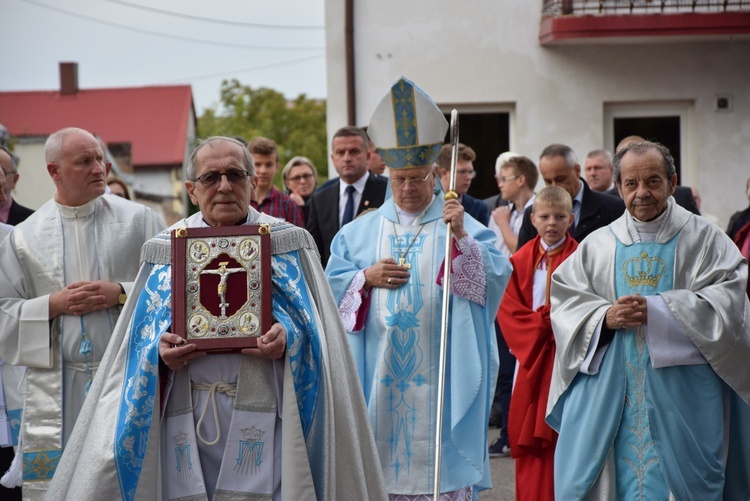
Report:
118,284,127,306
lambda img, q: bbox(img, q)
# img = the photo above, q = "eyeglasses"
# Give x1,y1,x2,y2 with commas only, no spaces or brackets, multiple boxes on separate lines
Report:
193,169,250,187
391,171,432,188
287,173,315,183
498,175,520,183
457,169,476,179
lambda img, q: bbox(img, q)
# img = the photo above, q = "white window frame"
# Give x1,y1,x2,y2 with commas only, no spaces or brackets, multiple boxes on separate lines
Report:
604,100,695,185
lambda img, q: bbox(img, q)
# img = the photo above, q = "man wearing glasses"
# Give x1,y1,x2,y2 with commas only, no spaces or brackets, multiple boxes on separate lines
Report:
48,136,387,500
435,143,489,225
326,78,511,499
0,147,33,225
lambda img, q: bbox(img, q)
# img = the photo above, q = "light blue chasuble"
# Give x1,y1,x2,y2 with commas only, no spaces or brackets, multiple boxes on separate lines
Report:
615,237,725,500
552,232,726,500
612,239,673,500
327,197,508,495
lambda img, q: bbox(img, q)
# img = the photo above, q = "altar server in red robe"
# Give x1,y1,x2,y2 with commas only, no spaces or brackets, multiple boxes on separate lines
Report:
498,185,578,501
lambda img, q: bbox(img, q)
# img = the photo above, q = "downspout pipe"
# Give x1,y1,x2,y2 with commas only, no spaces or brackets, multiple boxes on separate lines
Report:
345,0,356,125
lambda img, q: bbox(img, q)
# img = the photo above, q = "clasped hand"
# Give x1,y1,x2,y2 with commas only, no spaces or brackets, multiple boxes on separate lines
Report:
605,294,648,330
49,280,121,317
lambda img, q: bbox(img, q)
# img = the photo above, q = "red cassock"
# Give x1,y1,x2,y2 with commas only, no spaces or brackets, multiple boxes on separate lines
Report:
498,234,578,501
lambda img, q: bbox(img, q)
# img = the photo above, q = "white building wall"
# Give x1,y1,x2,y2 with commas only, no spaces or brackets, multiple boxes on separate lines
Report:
133,169,174,199
12,139,54,210
325,1,750,228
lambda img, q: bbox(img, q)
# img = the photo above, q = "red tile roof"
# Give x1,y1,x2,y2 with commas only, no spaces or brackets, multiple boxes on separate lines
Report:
0,85,195,168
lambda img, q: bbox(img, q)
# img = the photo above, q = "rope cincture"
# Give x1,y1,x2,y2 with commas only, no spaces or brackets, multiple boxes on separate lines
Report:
192,381,238,446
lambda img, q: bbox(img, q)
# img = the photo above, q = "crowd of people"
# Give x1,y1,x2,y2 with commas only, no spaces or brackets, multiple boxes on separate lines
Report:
0,76,748,501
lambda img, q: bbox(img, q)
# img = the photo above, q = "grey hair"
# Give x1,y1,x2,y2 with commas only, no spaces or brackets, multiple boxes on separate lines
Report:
187,136,255,180
281,156,318,183
45,127,96,164
494,151,522,177
540,144,578,170
614,140,676,183
585,149,613,166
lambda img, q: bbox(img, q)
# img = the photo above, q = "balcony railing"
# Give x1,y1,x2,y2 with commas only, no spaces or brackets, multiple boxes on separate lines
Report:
543,0,750,16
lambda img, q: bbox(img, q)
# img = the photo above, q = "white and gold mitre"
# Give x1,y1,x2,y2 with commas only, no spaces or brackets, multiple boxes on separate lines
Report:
367,77,449,169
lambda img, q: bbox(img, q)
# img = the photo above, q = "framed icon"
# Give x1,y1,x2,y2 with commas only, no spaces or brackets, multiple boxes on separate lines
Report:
171,224,272,353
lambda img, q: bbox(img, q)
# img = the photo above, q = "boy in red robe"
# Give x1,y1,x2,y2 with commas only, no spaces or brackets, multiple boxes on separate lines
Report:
498,186,578,501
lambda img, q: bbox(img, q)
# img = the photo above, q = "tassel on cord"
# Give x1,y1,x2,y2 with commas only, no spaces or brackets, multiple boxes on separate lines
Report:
79,335,92,356
79,317,94,396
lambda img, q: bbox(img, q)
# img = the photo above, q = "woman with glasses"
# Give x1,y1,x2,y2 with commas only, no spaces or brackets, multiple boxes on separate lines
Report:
281,156,318,223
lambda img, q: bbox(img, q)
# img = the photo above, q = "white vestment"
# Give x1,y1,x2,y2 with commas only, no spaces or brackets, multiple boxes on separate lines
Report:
0,194,164,499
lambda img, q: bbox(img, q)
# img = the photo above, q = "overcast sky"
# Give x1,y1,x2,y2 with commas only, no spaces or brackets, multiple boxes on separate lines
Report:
0,0,327,115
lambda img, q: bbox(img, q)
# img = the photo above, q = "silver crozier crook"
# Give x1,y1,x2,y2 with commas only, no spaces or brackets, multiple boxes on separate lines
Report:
433,109,459,499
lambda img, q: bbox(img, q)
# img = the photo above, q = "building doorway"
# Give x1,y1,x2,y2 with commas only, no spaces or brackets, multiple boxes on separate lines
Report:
613,116,682,182
441,110,511,200
605,101,693,185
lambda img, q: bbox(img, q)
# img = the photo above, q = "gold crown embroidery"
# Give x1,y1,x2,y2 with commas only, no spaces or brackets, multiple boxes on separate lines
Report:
623,252,666,289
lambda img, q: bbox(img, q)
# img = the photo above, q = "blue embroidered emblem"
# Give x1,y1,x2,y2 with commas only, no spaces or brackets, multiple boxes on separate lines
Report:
390,78,418,147
23,450,61,481
173,431,193,480
381,231,428,481
234,426,265,476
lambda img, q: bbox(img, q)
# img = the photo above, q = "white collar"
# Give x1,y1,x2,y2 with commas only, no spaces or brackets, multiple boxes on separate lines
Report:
339,171,370,197
56,197,98,219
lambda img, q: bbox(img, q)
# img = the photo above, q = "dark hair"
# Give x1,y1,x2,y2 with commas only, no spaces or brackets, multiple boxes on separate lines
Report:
247,136,278,161
332,126,370,150
504,155,539,188
107,176,131,200
436,143,476,171
613,140,675,183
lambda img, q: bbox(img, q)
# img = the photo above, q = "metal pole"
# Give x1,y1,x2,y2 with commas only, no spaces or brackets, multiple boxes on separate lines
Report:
433,109,459,499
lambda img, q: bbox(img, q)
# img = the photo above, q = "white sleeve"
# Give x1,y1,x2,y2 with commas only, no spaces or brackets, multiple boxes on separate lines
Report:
646,295,707,368
579,316,608,375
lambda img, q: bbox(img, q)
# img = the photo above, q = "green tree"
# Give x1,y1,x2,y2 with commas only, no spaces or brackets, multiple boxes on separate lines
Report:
197,79,328,187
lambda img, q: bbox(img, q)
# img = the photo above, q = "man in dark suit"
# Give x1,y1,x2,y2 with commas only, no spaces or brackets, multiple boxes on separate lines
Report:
307,126,388,266
435,143,489,225
517,144,625,249
0,146,34,225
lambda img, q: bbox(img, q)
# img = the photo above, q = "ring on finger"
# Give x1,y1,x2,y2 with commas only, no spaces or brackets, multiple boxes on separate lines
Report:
387,277,393,285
